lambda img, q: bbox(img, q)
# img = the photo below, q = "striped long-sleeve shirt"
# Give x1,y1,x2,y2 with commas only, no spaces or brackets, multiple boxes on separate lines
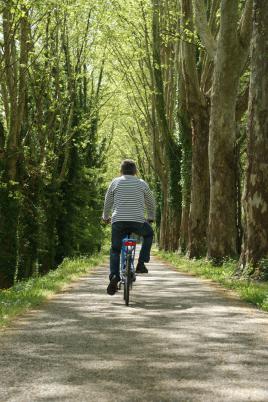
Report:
102,175,156,224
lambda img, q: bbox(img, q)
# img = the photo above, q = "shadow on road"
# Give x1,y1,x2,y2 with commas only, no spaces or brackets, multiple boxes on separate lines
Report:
0,260,268,401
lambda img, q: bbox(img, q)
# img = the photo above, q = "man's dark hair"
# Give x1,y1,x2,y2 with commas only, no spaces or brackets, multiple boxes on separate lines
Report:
120,159,137,175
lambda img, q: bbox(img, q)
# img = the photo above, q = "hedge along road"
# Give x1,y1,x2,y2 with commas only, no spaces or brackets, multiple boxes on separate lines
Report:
0,256,268,402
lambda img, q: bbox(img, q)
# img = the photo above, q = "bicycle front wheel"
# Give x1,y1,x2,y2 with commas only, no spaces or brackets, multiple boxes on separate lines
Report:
124,254,131,306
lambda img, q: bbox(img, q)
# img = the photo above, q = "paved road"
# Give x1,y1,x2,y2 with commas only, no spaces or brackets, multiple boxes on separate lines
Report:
0,256,268,402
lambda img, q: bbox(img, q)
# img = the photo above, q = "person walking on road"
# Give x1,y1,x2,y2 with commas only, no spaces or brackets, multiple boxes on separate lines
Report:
102,159,156,295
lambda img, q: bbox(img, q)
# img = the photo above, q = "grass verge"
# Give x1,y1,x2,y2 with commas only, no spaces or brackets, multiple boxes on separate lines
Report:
0,253,107,328
154,250,268,312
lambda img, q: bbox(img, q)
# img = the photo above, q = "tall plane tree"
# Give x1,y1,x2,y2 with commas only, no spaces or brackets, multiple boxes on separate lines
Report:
0,2,30,287
240,0,268,277
208,0,253,262
179,0,217,257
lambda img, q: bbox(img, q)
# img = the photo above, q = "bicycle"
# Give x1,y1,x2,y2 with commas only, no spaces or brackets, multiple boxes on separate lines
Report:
119,234,137,306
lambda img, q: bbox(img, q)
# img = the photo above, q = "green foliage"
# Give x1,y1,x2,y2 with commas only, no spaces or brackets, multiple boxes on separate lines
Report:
0,0,111,287
178,111,192,208
0,0,262,290
168,137,182,209
0,183,21,287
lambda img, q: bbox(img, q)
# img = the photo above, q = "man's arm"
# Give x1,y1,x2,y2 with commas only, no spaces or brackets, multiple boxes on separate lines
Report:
102,182,114,221
144,183,156,221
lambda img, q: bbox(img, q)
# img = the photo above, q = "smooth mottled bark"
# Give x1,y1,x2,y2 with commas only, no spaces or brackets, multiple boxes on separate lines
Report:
180,0,210,257
151,0,180,251
151,0,169,250
159,180,169,251
208,0,253,261
208,0,240,260
240,0,268,277
177,59,192,254
188,107,210,257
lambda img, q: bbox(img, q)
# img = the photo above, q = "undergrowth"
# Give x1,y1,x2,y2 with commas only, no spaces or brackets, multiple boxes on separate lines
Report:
0,252,107,328
154,250,268,312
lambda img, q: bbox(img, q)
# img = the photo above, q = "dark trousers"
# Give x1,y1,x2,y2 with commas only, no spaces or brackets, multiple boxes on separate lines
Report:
110,221,154,280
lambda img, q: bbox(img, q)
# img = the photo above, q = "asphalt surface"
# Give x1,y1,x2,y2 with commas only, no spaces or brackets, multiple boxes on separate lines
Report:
0,255,268,402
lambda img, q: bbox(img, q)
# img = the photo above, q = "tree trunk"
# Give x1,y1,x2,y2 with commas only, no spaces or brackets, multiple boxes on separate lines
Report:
151,0,177,250
188,107,210,257
39,186,59,275
208,0,241,261
159,179,169,250
240,0,268,278
0,5,29,288
180,202,190,253
16,174,40,281
0,184,20,288
169,209,181,251
180,0,210,258
177,66,192,254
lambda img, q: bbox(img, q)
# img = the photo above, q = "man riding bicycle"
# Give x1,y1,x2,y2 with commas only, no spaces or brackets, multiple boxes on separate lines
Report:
102,159,156,295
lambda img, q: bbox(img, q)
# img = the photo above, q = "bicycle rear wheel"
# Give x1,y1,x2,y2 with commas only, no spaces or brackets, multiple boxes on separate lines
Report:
124,254,132,306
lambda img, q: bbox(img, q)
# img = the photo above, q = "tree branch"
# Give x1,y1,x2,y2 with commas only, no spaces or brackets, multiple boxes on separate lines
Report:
238,0,253,50
192,0,217,60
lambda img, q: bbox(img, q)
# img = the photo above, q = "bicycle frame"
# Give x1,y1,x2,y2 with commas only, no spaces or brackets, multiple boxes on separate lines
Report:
120,235,137,305
121,238,136,273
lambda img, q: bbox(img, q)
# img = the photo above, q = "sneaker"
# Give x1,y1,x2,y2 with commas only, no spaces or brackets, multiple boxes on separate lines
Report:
107,275,119,295
136,262,148,274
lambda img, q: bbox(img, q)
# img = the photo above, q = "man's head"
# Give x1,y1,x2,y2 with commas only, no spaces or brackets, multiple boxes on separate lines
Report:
120,159,137,175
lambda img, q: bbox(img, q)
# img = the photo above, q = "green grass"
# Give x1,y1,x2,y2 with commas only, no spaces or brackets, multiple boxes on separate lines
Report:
0,253,107,328
154,250,268,312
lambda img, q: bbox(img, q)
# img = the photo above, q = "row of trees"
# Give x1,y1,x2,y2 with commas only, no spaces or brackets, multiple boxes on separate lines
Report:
109,0,268,278
0,0,266,287
0,0,111,288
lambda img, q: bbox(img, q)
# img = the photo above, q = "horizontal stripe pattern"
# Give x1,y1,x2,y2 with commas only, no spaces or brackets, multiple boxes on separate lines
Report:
102,175,156,224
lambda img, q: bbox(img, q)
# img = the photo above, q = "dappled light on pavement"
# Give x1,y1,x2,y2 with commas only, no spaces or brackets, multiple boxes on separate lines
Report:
0,257,268,402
